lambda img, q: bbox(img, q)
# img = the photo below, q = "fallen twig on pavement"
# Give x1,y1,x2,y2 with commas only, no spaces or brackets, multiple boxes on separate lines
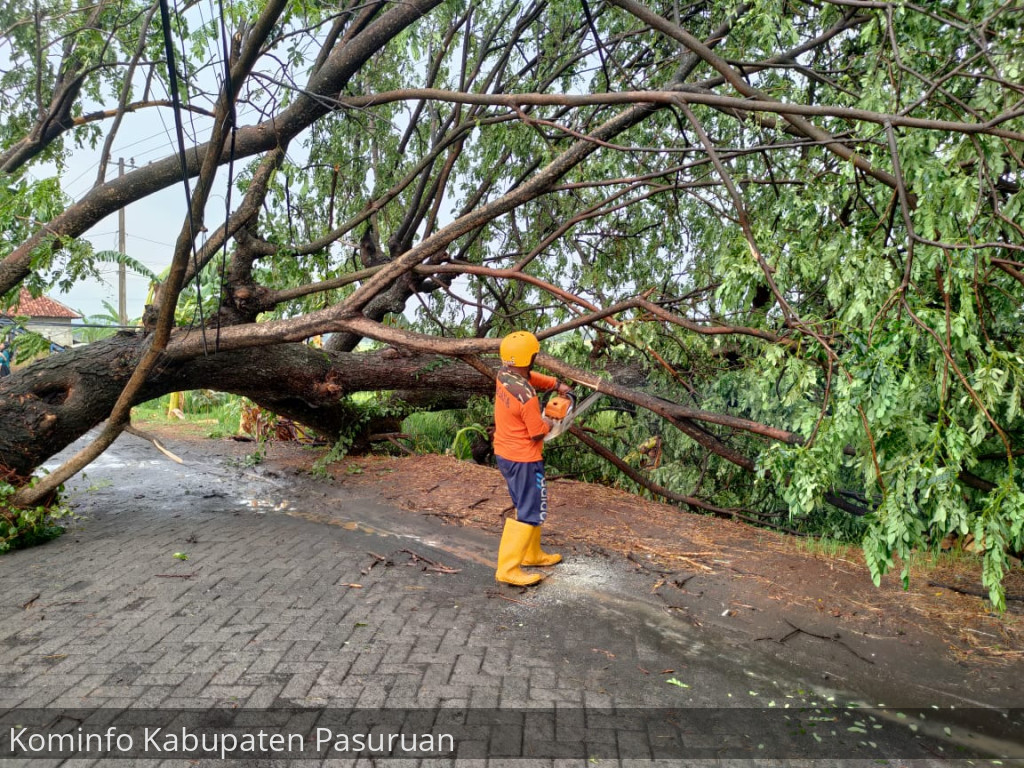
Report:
775,619,875,664
400,548,461,574
126,424,184,463
362,552,391,575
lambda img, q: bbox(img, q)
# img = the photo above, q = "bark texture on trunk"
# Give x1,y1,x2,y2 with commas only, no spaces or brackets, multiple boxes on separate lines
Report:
0,333,492,479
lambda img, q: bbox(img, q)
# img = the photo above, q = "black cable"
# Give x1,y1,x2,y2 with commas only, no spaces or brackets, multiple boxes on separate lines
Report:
157,0,208,354
214,0,237,353
284,174,296,245
173,0,209,339
580,0,611,89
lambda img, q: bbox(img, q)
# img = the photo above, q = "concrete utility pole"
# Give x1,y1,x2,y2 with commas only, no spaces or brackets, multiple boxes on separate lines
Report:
118,157,127,326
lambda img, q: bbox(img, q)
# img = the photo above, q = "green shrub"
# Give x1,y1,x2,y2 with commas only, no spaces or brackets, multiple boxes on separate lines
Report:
311,393,414,475
450,424,490,461
0,479,70,554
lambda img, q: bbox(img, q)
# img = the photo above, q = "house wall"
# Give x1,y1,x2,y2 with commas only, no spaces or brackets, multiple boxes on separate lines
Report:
26,319,75,348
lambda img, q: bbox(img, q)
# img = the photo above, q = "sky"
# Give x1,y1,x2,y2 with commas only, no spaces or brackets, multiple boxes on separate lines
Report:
44,117,219,323
60,185,180,322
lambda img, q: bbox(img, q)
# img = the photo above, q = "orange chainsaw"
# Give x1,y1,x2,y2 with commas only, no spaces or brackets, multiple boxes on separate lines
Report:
543,387,602,442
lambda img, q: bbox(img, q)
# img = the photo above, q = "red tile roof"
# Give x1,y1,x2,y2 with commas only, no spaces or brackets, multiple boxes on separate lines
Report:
3,289,81,319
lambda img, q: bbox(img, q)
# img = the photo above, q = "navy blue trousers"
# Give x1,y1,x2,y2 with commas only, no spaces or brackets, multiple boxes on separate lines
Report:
496,457,548,525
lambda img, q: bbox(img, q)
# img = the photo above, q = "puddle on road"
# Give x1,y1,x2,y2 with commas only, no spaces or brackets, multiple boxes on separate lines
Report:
288,509,384,537
43,458,175,475
238,497,394,539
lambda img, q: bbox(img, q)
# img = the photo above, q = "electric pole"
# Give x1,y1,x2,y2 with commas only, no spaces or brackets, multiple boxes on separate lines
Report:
118,157,127,325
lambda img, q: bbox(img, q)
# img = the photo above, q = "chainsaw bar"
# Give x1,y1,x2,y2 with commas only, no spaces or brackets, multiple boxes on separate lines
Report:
543,391,603,442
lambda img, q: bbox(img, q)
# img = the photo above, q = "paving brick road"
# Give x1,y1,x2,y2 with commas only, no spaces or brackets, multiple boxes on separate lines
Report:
0,435,1017,766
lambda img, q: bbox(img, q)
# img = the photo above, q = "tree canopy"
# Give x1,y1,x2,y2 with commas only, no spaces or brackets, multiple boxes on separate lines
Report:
1,0,1022,605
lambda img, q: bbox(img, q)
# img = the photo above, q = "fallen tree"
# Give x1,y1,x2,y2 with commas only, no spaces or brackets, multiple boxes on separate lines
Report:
0,0,1021,605
0,335,494,478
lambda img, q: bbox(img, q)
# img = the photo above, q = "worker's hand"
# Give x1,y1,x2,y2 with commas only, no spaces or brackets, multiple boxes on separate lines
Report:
556,381,571,395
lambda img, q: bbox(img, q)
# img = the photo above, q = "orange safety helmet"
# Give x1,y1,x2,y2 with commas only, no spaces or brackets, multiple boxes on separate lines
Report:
500,331,540,367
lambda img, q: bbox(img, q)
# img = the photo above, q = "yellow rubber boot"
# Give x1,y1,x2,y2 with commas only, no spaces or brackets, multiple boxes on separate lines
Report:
495,519,543,586
522,525,562,567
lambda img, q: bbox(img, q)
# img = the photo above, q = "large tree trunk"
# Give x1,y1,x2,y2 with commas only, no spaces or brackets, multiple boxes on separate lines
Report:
0,334,492,479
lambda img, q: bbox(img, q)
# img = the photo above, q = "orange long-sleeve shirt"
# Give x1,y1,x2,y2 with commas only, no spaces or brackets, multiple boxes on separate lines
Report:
493,367,558,463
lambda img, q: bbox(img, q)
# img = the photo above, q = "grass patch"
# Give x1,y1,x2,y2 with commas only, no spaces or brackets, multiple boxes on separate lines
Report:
794,536,860,559
132,392,241,437
904,545,981,571
401,409,467,455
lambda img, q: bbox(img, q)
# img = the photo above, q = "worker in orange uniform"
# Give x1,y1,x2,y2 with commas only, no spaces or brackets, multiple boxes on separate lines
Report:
493,331,572,586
